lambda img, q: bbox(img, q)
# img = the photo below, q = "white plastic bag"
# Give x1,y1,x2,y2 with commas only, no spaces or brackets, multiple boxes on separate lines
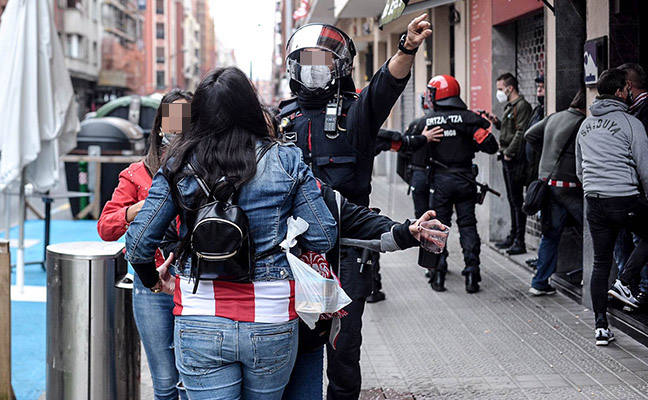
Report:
280,217,352,329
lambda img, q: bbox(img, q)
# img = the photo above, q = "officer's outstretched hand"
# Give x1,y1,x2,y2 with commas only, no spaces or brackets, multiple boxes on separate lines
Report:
409,210,449,250
423,126,444,142
405,14,433,50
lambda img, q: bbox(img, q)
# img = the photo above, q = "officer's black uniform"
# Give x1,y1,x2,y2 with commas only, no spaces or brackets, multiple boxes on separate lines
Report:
404,114,434,219
278,61,408,399
375,126,430,218
409,101,498,284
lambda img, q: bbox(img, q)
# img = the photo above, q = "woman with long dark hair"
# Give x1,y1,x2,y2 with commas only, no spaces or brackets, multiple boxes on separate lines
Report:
125,67,337,399
98,89,192,400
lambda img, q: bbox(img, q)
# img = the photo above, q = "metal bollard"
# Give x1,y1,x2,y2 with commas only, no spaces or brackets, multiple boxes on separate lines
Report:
46,242,140,400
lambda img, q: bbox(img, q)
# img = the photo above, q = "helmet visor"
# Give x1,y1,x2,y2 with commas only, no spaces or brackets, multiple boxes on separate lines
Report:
286,24,352,61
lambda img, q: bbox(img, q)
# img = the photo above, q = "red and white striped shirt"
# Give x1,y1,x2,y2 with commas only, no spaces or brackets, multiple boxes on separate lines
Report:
173,277,298,323
545,179,580,188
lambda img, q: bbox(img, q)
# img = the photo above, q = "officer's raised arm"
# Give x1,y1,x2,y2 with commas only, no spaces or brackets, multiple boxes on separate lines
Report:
387,14,433,79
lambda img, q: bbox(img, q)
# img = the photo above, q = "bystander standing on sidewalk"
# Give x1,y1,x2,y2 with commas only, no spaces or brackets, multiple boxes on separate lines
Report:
613,63,648,306
126,67,338,399
97,89,192,400
525,89,585,296
484,73,532,255
575,68,648,346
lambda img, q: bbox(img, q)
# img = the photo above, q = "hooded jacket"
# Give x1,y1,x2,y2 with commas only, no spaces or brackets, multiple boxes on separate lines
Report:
575,97,648,198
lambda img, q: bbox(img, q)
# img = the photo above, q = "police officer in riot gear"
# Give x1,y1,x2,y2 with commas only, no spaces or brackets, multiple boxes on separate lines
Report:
277,15,432,400
410,75,498,293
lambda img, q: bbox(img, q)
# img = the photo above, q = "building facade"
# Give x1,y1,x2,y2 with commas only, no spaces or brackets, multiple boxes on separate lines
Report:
142,0,185,94
53,0,103,118
98,0,144,106
276,0,646,319
182,0,201,91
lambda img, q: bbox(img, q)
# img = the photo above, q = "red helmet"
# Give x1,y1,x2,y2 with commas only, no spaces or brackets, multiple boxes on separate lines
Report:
425,75,465,108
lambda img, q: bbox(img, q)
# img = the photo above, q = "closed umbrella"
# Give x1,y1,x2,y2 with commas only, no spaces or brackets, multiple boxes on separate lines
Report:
0,0,80,292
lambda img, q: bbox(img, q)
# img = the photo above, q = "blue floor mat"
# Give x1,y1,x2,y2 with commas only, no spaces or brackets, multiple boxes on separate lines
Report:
8,219,124,399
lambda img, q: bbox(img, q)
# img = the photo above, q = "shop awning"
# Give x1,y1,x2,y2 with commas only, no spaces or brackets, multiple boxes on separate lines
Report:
379,0,456,28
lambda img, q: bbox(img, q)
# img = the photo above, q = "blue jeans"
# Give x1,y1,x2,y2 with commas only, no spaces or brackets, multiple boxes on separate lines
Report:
133,274,187,400
174,316,299,400
282,346,324,400
531,188,583,290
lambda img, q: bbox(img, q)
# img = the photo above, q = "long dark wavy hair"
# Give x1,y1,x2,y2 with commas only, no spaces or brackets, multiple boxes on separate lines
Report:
143,89,194,176
164,67,274,190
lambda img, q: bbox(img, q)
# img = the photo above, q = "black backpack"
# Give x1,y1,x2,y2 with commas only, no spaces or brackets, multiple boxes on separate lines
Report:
187,170,254,293
179,143,278,293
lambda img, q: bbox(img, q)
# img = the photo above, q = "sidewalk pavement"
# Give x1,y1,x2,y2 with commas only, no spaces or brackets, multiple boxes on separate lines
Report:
358,176,648,399
140,176,648,399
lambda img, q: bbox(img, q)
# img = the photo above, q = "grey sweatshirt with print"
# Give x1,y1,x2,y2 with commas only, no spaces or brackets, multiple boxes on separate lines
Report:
575,98,648,198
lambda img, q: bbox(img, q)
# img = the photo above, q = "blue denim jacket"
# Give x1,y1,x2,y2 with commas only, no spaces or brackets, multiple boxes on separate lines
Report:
125,142,337,286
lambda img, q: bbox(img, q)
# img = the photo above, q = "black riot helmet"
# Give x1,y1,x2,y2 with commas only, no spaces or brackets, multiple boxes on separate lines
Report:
286,24,356,96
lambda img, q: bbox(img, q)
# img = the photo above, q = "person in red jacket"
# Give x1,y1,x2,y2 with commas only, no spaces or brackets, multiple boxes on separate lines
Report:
97,89,192,400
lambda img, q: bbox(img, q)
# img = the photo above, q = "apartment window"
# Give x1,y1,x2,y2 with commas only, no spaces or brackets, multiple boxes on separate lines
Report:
66,34,81,58
156,0,163,14
66,0,80,8
156,71,165,89
92,41,97,65
156,47,165,63
156,23,164,39
195,49,199,58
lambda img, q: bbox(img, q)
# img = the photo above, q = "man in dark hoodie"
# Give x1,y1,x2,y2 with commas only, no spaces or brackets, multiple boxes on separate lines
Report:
575,68,648,346
614,63,648,305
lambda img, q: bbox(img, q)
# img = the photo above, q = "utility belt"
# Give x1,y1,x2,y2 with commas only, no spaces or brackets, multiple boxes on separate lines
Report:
433,166,473,174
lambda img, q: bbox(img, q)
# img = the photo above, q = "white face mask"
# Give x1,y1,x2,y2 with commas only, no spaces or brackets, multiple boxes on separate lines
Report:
160,132,175,147
496,89,508,103
300,65,332,89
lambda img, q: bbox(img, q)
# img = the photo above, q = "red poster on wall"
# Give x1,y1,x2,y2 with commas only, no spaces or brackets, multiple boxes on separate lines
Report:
469,0,492,112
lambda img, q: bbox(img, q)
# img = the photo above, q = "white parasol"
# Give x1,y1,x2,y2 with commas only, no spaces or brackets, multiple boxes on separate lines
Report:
0,0,80,292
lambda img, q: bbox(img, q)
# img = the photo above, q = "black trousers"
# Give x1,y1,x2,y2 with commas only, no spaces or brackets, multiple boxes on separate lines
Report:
326,298,365,400
410,168,430,219
502,159,527,244
326,248,370,399
586,195,648,328
418,172,481,274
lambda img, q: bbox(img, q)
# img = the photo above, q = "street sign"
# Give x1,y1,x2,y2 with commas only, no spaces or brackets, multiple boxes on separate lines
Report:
584,36,608,86
380,0,409,28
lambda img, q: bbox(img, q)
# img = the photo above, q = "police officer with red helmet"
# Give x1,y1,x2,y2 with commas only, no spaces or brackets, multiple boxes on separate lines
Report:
411,75,498,293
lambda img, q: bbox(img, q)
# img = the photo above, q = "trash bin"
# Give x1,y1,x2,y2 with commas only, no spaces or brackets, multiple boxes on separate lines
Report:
46,242,140,400
64,117,145,217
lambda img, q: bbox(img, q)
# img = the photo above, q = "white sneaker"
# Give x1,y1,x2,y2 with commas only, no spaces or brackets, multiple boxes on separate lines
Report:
595,328,615,346
608,279,639,309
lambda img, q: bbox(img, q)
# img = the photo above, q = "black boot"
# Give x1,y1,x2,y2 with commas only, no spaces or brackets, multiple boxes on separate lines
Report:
507,240,527,255
495,235,514,249
366,290,386,303
465,271,480,293
431,270,446,292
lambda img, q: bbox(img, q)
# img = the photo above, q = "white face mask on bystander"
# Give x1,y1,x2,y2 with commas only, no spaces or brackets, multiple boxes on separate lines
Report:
496,89,508,103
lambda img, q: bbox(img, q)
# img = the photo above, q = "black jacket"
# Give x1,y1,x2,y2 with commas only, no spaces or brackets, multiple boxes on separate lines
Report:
409,105,498,169
404,113,432,167
374,128,428,157
278,61,409,206
300,183,418,352
320,184,417,275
